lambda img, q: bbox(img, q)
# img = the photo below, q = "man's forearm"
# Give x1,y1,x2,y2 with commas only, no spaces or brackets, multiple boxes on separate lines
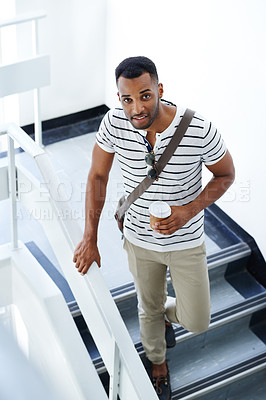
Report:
190,174,235,217
189,151,235,218
73,144,114,274
83,174,108,241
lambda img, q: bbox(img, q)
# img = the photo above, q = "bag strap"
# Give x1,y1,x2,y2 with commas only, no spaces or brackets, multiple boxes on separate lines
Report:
116,108,195,221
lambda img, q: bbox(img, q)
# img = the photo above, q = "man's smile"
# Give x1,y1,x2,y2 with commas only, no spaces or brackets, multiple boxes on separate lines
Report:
132,114,147,120
132,114,149,125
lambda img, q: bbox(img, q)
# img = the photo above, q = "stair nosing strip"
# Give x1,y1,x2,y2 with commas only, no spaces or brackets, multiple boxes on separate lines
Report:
172,352,266,399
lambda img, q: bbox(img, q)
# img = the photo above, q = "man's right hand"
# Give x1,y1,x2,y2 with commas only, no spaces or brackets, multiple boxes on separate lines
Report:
73,239,101,275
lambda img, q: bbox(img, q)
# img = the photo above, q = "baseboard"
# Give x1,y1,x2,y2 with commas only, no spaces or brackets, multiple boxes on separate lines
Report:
21,104,109,146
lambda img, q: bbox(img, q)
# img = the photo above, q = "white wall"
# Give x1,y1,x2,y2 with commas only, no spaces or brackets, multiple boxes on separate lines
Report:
15,0,107,125
105,0,266,259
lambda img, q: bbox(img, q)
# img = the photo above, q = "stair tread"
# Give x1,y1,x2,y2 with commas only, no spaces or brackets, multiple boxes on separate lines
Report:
193,368,266,400
172,352,266,399
168,316,266,392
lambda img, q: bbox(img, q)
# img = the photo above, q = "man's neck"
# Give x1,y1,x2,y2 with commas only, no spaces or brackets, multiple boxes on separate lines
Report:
146,102,176,136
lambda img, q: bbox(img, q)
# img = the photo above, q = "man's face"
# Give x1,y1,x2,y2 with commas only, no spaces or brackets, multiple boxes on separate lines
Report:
117,72,163,130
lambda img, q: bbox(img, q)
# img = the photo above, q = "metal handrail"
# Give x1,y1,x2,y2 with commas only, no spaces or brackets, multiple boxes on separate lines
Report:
1,123,157,400
0,123,44,157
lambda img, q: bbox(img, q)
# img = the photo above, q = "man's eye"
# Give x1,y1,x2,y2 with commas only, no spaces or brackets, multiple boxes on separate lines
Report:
143,94,151,100
123,98,132,103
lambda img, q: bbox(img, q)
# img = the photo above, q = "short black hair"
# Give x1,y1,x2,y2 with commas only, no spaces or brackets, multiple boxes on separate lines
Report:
115,56,158,84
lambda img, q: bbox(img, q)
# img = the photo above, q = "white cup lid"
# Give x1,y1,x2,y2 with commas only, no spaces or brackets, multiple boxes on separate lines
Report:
149,201,171,218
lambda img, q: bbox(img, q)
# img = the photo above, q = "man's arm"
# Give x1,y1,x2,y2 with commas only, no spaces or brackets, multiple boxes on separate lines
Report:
73,143,114,274
152,150,235,235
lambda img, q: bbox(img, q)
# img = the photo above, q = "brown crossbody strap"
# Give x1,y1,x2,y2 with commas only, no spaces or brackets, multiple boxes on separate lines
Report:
116,108,195,221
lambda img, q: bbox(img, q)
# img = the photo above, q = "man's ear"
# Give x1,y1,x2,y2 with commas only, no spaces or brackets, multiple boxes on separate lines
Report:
158,83,164,99
117,91,121,102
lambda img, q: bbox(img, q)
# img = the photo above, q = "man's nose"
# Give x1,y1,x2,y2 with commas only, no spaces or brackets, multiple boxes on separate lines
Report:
133,101,144,115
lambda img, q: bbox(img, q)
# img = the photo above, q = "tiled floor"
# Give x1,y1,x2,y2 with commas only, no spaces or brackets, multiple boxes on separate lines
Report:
1,132,221,291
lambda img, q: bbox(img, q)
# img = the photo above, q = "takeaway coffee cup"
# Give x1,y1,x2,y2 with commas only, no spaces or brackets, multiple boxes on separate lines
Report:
149,201,171,229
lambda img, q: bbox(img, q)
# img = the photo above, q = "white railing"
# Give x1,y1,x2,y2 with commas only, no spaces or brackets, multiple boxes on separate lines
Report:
0,11,50,147
1,123,157,400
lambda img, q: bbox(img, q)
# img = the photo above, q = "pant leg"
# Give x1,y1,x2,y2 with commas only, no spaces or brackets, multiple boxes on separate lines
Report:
124,239,168,365
165,242,211,334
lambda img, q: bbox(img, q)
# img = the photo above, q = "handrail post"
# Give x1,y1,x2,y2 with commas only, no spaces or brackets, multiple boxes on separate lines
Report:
32,18,42,147
7,135,18,249
109,336,120,400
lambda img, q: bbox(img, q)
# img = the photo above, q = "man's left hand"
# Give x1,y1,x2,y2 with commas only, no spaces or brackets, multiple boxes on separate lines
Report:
151,205,195,235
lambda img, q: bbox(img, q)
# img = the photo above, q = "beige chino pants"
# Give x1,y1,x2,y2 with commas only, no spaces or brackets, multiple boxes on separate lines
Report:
124,239,211,364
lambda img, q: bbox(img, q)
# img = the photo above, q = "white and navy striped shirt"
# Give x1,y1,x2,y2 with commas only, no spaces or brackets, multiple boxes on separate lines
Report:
96,102,227,252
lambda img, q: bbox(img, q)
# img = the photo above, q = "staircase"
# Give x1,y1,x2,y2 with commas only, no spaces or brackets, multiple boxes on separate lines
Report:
63,204,266,399
2,123,265,398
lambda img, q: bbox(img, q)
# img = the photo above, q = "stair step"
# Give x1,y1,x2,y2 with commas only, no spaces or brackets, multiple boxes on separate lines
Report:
172,352,266,400
166,315,266,398
192,368,266,400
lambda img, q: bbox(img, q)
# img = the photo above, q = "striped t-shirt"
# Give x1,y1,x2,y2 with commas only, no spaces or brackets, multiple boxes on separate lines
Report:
96,102,227,252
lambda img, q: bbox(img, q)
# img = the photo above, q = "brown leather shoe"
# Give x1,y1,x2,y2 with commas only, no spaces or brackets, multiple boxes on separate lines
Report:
152,363,172,400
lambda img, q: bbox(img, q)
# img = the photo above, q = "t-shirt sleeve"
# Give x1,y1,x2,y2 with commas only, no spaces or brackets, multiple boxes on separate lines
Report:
201,119,227,165
96,110,115,154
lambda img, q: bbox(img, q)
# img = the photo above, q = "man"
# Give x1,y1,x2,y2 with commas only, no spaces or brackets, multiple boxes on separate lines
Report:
73,56,235,400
